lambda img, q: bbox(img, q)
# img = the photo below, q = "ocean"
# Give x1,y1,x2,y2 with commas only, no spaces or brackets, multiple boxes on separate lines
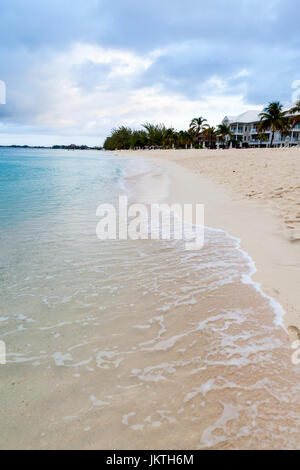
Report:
1,148,300,449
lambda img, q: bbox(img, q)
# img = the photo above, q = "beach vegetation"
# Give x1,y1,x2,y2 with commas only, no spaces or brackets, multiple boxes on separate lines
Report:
288,100,300,129
216,123,233,146
104,121,202,150
258,102,289,147
189,117,207,145
103,116,219,150
103,126,133,150
201,126,217,147
189,117,207,135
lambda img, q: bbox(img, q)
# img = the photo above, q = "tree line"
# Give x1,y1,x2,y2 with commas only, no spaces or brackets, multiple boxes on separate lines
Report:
103,122,196,150
103,101,300,150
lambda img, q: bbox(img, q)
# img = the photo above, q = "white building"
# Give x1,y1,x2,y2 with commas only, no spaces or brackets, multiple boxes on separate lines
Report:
220,104,300,148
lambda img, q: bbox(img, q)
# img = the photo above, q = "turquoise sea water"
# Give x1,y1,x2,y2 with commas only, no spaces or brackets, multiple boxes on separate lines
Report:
0,148,124,230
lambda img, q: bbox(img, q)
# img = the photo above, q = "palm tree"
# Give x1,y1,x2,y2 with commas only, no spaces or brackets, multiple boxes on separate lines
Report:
189,117,207,145
258,102,288,147
289,100,300,114
289,100,300,129
257,132,269,144
201,125,217,148
142,123,167,147
162,128,176,149
216,123,233,147
176,130,192,148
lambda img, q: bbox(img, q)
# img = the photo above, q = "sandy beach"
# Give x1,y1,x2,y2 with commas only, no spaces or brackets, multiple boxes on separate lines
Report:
116,148,300,337
2,148,300,450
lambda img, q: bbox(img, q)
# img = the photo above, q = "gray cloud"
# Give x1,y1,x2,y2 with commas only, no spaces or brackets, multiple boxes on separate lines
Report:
0,0,300,144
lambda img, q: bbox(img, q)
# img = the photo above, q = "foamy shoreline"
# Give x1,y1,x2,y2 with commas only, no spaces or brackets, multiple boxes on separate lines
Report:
115,148,300,337
2,148,300,449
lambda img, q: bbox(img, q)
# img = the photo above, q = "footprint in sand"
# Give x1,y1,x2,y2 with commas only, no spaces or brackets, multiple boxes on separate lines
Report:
288,325,300,341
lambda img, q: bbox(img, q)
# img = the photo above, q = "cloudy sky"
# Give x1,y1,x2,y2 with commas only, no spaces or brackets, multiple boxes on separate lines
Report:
0,0,300,146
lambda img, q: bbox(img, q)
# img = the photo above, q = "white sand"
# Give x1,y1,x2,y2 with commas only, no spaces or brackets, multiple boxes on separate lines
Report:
2,147,300,450
116,148,300,336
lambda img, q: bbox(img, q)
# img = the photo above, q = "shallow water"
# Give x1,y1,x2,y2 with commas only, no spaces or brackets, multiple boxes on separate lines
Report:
1,148,300,449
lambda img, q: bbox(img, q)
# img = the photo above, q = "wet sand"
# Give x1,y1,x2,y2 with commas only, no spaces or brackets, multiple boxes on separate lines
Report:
116,148,300,337
2,150,300,450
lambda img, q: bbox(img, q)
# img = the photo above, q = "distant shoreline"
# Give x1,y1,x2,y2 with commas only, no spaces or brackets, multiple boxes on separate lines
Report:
0,145,103,150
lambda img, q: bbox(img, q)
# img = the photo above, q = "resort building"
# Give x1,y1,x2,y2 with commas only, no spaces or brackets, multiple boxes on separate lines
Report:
220,104,300,148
